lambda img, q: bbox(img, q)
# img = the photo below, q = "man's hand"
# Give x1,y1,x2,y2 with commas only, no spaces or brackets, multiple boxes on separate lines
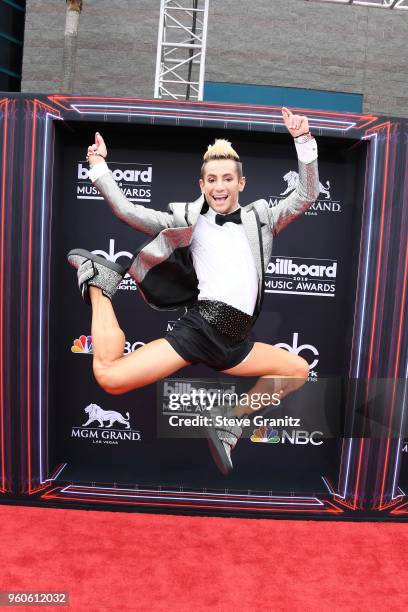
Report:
281,107,309,138
86,132,108,166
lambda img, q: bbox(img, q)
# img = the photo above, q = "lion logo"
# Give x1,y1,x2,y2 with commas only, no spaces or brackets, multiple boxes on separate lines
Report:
280,170,331,200
82,403,130,429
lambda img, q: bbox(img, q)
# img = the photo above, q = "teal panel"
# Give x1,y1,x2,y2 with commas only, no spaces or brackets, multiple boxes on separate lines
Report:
204,82,363,113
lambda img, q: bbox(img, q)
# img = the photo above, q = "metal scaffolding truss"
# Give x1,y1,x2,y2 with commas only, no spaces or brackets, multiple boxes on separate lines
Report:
154,0,209,101
305,0,408,9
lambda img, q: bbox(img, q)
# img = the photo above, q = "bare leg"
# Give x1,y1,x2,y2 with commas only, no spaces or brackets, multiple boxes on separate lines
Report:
89,287,190,394
222,342,309,417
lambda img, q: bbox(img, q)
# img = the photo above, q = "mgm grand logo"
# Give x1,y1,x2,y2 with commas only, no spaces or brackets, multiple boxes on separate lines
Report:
268,170,341,215
71,403,141,445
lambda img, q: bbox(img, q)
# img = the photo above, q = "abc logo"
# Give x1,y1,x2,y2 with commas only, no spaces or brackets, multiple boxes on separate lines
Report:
92,238,131,265
275,332,319,370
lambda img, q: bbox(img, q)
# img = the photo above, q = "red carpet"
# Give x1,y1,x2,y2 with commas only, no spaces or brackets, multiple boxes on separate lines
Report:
0,505,407,611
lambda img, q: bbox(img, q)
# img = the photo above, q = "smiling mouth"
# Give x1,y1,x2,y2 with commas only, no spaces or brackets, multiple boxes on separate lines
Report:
212,195,228,203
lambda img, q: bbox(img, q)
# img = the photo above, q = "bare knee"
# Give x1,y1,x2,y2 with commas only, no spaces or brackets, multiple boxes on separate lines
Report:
93,361,124,395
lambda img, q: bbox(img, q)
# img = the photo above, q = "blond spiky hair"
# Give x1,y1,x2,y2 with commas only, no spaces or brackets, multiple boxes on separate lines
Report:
203,138,240,162
201,139,242,178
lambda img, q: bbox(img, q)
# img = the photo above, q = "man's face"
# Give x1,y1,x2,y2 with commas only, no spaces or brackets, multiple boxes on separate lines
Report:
199,159,246,214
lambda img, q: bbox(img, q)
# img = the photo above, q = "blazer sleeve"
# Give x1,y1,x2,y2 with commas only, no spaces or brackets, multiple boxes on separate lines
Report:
268,139,320,236
90,163,175,237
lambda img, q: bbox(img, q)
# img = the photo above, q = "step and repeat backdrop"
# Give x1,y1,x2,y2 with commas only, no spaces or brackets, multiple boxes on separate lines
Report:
1,95,407,518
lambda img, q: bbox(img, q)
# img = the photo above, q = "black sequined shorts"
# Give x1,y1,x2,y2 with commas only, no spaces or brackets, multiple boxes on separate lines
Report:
165,303,254,371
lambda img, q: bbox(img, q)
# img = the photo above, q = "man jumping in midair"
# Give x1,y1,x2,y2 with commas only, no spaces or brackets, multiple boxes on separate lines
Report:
68,107,319,474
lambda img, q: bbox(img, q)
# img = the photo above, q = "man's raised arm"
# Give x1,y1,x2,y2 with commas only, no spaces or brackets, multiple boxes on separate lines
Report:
86,132,174,237
268,108,319,236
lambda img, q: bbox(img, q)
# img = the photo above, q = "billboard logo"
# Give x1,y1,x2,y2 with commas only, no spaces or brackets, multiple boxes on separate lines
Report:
265,256,337,297
71,403,142,444
161,379,237,415
76,162,152,202
71,335,93,354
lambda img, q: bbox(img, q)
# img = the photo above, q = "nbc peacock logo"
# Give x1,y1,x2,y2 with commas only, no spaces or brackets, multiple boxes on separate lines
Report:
71,335,93,355
250,426,280,444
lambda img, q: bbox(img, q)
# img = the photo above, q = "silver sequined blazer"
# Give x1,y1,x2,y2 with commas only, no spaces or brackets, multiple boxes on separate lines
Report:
93,155,319,314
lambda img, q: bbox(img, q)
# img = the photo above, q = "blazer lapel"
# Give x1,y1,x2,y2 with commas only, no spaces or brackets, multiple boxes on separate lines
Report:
241,207,263,283
187,194,206,226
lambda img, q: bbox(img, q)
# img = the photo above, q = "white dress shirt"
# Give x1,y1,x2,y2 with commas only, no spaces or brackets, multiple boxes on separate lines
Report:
190,206,259,315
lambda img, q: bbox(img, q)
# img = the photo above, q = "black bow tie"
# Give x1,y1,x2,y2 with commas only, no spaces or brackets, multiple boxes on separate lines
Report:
215,208,242,227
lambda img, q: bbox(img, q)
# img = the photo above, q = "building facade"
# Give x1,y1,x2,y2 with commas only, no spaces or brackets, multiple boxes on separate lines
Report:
20,0,408,117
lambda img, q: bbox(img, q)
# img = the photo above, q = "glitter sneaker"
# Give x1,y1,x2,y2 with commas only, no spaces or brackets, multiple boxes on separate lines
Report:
205,404,242,475
67,248,126,304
